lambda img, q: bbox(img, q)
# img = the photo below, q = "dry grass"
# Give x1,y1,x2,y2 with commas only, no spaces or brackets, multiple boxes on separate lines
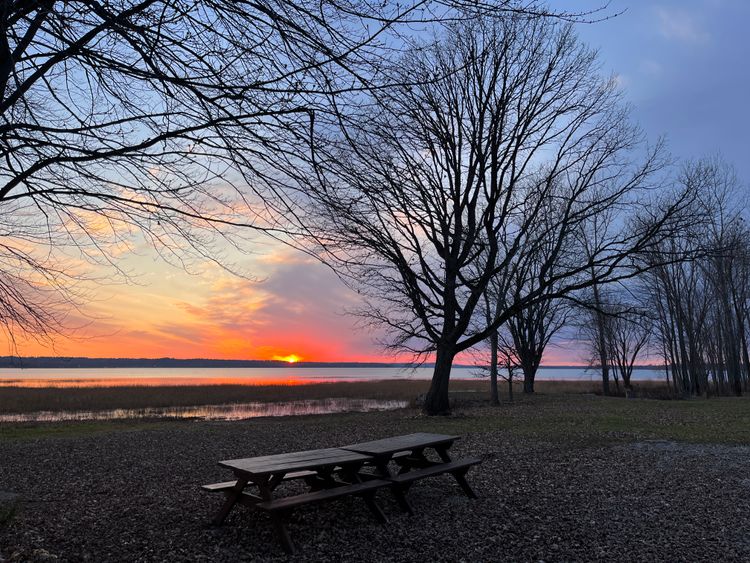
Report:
0,379,478,414
0,378,675,415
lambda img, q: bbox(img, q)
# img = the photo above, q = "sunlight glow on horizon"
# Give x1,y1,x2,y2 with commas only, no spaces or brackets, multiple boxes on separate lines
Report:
273,354,301,364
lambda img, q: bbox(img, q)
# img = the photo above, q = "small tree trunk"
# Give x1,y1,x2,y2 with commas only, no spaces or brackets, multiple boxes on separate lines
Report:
489,331,500,405
623,367,632,390
507,366,514,402
424,346,455,415
591,282,611,396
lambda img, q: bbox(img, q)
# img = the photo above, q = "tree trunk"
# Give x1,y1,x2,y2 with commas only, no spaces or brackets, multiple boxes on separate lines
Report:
522,363,536,394
591,282,611,395
424,346,455,415
507,367,514,402
489,331,500,405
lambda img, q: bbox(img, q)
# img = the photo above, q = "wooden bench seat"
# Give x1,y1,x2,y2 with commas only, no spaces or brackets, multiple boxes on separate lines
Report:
256,479,390,554
255,479,390,513
202,470,318,493
389,457,481,499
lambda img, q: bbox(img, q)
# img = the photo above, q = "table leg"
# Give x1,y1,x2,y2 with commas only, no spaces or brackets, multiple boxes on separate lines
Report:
344,461,389,524
362,491,389,523
212,476,250,525
434,445,452,463
375,458,413,515
451,468,478,499
435,445,477,499
258,478,295,554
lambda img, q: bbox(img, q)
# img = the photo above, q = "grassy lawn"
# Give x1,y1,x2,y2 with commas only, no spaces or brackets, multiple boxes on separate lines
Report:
411,393,750,446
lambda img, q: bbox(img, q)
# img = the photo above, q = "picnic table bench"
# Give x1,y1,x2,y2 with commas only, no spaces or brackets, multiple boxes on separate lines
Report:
203,433,481,553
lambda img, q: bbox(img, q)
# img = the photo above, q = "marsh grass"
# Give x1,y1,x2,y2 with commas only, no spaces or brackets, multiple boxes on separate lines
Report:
0,379,476,414
0,379,673,415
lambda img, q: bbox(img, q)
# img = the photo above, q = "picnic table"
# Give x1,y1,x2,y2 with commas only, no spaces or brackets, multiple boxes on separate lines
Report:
203,433,481,553
204,447,390,553
341,432,481,513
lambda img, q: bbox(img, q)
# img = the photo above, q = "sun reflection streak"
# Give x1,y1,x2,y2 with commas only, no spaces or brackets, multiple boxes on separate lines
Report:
0,376,351,388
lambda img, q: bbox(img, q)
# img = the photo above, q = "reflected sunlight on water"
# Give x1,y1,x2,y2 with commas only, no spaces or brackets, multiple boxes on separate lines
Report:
0,398,409,423
0,376,351,388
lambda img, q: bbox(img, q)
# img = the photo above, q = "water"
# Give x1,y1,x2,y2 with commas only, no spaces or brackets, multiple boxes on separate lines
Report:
0,398,408,423
0,366,666,388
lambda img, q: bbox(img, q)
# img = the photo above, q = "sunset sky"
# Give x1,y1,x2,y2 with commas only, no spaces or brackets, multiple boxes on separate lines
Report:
3,0,748,363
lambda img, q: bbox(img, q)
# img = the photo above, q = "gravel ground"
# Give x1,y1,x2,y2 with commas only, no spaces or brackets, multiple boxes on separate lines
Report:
1,401,749,562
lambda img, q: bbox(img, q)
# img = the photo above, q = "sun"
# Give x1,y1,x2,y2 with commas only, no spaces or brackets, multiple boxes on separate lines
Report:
273,354,301,364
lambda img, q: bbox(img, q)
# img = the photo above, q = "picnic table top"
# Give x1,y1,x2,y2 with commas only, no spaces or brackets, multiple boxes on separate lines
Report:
219,447,373,478
341,432,460,456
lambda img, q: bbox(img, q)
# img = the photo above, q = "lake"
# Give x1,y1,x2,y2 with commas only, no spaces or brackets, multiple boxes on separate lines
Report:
0,365,667,388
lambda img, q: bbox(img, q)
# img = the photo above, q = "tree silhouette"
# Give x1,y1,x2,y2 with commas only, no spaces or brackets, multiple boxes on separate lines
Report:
290,17,695,414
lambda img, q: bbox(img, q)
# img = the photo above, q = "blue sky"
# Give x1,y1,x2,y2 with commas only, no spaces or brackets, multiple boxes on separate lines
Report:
574,0,749,181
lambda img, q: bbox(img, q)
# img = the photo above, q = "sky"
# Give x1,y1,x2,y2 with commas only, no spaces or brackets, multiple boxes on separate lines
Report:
3,0,748,363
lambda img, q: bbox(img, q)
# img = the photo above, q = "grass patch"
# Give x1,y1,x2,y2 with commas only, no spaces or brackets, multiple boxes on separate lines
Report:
402,393,750,446
513,395,747,445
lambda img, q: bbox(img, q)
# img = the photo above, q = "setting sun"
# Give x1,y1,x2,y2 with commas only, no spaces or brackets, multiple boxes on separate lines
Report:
273,354,301,364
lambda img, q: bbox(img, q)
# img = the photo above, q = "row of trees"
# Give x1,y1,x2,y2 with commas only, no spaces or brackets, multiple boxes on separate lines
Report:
481,158,749,401
643,159,750,396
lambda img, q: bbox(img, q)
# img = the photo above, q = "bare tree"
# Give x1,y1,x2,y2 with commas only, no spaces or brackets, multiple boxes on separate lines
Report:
606,303,651,393
501,192,571,393
289,17,693,414
478,197,570,395
471,323,519,404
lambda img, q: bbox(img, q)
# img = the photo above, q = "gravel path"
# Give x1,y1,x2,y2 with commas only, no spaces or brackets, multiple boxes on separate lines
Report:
1,405,749,562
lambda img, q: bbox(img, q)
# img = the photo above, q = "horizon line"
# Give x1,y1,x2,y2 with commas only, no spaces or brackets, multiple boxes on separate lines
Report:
0,355,665,369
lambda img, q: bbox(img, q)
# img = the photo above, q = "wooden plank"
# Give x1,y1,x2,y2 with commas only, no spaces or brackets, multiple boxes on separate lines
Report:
342,433,460,456
202,480,240,492
202,470,319,492
255,479,390,512
219,448,373,477
222,447,352,464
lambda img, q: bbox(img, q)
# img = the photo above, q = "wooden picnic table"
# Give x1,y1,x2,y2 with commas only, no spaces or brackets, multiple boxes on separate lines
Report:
341,432,481,513
204,434,482,553
206,447,390,553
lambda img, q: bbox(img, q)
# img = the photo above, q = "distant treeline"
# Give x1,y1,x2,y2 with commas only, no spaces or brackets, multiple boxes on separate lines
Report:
0,357,661,370
0,357,421,369
0,357,481,369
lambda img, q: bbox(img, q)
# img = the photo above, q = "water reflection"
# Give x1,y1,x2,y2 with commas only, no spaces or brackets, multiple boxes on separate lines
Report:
0,398,408,423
